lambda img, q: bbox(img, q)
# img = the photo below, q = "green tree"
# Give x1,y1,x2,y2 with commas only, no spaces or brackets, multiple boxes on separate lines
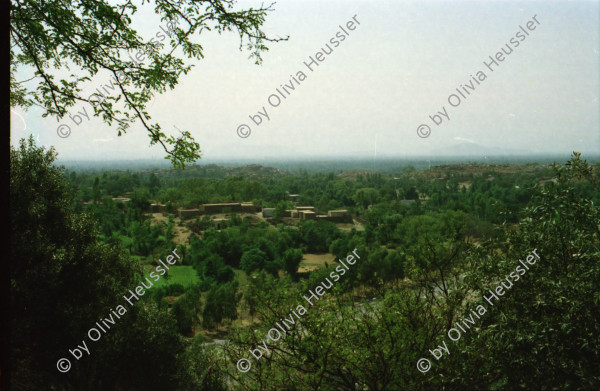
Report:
239,247,268,274
298,219,340,253
10,0,286,167
446,153,600,390
403,186,419,200
10,136,185,390
172,296,194,336
264,258,283,277
281,248,303,280
273,200,293,222
130,187,151,212
176,334,227,391
225,277,438,390
382,249,405,281
92,176,101,203
202,281,239,328
147,172,161,195
353,187,380,209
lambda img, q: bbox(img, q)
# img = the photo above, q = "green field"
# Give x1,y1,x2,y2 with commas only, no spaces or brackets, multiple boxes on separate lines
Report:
143,265,200,288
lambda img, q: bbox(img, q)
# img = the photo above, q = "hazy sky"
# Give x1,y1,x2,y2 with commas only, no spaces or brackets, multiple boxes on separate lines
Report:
10,0,600,162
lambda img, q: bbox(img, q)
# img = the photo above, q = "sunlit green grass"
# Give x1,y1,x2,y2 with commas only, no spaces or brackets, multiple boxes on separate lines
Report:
142,265,200,288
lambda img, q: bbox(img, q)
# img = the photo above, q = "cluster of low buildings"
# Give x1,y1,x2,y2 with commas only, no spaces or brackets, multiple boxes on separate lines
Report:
150,201,352,224
262,206,352,223
176,202,261,220
140,201,352,225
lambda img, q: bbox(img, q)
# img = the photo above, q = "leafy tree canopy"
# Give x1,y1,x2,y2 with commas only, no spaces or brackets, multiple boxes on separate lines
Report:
10,0,286,167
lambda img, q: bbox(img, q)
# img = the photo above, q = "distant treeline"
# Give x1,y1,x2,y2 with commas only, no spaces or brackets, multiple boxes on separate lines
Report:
59,153,599,174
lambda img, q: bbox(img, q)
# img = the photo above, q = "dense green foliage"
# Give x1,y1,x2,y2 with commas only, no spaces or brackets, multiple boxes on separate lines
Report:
10,138,185,390
10,138,600,390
